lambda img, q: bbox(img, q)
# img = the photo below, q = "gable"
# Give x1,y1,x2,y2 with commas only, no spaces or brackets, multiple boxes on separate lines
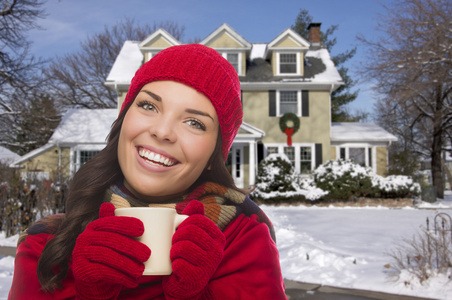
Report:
205,32,244,48
141,36,174,48
272,36,304,48
139,29,180,49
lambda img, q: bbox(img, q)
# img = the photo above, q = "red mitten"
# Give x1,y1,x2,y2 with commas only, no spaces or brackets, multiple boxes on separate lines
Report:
72,203,151,299
162,200,225,299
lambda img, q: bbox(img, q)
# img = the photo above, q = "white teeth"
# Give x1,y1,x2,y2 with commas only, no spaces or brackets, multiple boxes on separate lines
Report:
138,148,175,167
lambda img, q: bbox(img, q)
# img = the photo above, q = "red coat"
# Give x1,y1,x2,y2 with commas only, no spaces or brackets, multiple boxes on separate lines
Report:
8,214,286,299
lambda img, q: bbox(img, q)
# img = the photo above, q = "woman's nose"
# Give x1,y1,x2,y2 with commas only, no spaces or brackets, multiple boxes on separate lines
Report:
149,116,177,142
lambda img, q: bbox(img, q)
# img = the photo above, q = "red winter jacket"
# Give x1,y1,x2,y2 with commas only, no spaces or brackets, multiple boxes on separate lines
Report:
8,213,287,299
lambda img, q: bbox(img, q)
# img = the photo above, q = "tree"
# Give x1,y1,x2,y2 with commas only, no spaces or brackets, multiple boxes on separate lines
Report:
292,9,363,122
44,19,185,109
358,0,452,198
0,0,48,153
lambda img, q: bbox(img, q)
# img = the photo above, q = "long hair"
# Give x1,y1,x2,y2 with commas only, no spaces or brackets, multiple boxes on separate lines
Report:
37,104,240,291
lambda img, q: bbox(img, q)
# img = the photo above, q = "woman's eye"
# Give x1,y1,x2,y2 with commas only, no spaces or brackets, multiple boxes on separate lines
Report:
186,119,206,131
137,101,157,112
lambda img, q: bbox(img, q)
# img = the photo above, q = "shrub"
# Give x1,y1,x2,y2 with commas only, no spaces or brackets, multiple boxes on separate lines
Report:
385,216,452,285
0,163,67,237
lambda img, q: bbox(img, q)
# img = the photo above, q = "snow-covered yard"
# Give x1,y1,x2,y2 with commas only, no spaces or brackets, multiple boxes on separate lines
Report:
0,196,451,299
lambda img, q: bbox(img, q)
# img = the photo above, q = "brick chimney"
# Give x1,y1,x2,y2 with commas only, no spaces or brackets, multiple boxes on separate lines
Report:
307,23,321,47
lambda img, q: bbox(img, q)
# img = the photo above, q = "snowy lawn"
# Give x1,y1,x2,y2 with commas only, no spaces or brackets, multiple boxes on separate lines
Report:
0,197,451,299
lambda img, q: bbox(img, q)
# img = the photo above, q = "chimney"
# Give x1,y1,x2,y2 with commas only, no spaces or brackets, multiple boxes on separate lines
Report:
307,23,321,47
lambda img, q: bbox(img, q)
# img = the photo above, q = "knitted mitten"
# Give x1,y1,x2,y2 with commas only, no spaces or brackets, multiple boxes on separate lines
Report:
162,200,225,299
73,203,151,299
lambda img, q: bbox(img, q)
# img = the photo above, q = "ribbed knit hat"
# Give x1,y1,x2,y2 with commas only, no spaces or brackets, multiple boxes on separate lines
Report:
121,44,243,161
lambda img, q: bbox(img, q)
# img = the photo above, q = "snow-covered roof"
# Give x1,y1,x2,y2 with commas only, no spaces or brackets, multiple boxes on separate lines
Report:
106,41,143,83
331,122,398,143
49,109,118,144
0,146,20,163
305,49,342,83
249,43,267,60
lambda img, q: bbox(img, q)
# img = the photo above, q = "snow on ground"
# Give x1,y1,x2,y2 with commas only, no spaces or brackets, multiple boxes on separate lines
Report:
0,197,451,299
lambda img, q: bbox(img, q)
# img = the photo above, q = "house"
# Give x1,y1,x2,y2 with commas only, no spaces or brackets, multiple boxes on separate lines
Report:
12,23,397,188
0,146,21,164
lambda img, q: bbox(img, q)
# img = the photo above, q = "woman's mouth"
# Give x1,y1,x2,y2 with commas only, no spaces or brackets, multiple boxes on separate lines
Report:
138,147,178,167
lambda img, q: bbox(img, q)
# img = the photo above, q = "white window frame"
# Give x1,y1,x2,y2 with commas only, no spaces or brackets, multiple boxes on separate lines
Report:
220,52,242,75
276,52,301,76
70,144,105,176
336,144,376,171
265,143,315,175
276,90,302,116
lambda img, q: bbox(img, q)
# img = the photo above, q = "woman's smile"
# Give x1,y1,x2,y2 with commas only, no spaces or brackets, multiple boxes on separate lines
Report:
137,146,178,167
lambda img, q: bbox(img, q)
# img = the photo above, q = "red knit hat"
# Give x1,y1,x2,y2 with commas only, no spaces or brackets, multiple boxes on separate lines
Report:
121,44,242,161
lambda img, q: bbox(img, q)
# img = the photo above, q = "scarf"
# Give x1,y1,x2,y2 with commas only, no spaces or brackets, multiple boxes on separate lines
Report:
105,181,275,241
18,182,275,246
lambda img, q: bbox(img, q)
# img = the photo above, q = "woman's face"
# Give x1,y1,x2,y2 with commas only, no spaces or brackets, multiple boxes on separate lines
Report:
118,80,219,202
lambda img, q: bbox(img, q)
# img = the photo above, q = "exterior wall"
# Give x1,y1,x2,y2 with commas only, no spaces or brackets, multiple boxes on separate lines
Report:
20,147,71,180
242,90,331,163
330,147,336,160
376,146,388,176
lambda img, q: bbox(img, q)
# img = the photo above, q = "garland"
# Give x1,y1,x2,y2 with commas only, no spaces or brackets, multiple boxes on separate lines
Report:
279,113,300,146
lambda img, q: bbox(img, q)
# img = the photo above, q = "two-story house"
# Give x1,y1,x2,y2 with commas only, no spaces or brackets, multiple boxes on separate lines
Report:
12,23,397,188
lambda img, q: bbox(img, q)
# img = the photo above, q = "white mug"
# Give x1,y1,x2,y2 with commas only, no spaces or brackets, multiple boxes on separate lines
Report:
114,207,188,275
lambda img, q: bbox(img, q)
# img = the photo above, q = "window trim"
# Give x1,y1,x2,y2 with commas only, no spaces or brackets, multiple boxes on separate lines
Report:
265,143,315,175
276,90,302,116
219,51,242,75
336,144,376,171
276,52,300,76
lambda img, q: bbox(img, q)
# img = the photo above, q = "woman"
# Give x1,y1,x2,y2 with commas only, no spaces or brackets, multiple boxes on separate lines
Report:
9,44,286,299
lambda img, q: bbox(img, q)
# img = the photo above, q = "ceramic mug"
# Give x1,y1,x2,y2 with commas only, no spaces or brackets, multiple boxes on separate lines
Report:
114,207,188,275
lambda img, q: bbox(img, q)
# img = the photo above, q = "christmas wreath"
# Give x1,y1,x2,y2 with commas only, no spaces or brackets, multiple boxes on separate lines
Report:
279,113,300,146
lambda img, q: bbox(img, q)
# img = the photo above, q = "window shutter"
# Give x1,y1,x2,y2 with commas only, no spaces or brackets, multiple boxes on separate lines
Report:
302,90,309,117
269,90,276,117
315,143,323,167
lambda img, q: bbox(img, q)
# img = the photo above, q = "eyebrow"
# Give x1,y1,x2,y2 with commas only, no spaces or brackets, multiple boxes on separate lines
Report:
140,89,214,122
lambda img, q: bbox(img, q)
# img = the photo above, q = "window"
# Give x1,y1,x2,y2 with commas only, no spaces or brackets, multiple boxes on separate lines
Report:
280,91,298,115
267,147,278,154
284,147,295,167
300,147,312,174
80,151,99,165
227,53,239,73
338,146,374,169
266,144,315,174
279,53,298,74
219,52,241,75
277,90,301,116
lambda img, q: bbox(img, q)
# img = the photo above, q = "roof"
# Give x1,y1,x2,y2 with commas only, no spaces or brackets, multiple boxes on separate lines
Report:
105,42,342,86
49,109,118,145
331,123,398,143
0,146,20,163
106,41,143,83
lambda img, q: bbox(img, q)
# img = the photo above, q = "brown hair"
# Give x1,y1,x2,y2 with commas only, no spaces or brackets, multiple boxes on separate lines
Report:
37,104,240,291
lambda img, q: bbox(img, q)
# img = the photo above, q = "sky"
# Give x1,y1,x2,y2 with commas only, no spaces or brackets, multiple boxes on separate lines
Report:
26,0,391,116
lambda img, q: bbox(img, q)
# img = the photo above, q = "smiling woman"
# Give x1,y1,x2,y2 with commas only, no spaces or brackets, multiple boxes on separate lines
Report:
8,44,287,299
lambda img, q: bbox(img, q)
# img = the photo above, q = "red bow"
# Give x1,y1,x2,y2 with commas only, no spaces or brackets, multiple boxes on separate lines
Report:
284,127,294,146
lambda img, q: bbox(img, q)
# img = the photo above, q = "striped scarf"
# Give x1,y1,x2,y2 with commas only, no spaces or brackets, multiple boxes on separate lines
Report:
106,181,275,241
18,182,275,246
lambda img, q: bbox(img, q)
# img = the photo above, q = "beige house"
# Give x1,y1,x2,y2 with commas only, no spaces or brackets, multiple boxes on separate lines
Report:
12,23,397,188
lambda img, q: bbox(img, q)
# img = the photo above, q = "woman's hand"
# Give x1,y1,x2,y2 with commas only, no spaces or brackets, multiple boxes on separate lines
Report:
72,203,151,299
163,200,226,299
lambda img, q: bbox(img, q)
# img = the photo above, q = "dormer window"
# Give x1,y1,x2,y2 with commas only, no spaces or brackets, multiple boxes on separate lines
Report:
219,52,242,75
277,52,300,75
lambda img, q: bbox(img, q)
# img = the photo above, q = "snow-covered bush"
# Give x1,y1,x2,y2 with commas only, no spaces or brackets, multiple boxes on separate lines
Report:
313,159,420,200
251,154,327,203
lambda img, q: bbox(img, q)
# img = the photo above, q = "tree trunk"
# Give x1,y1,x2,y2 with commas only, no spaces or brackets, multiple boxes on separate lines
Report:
432,88,445,199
